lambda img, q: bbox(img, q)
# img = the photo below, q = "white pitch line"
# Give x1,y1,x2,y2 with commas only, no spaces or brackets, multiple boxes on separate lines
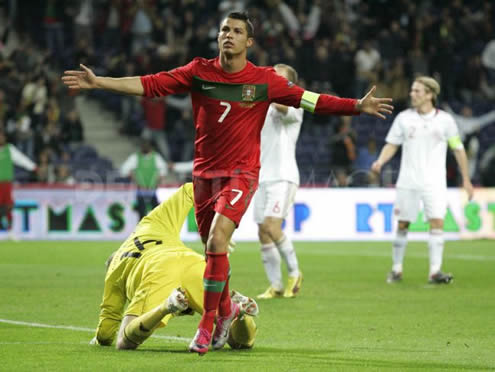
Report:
0,319,190,343
300,249,495,261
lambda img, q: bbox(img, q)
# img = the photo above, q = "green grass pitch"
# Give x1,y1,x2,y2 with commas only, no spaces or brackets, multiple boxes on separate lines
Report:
0,240,494,371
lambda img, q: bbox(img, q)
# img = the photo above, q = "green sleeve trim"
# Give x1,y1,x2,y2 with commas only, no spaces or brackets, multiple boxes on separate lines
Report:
300,90,320,113
448,135,463,150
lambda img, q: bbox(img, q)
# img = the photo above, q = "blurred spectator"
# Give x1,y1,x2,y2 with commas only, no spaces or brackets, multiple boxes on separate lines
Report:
21,74,47,128
120,139,167,219
355,136,379,186
354,39,381,97
444,104,495,182
480,144,495,186
130,0,154,55
36,147,56,183
141,97,170,161
43,0,65,60
0,130,37,240
99,0,124,52
481,38,495,84
330,116,356,187
55,163,75,185
61,109,84,146
8,102,34,160
74,0,94,47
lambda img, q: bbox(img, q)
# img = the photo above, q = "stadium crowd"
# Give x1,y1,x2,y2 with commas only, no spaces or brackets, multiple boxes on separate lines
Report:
1,0,495,186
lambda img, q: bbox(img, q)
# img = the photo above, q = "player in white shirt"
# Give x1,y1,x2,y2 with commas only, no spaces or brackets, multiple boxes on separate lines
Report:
253,64,304,299
372,76,474,284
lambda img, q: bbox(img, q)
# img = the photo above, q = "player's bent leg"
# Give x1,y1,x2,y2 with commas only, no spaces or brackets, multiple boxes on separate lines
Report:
193,214,235,355
427,219,452,284
388,221,410,283
116,316,139,350
257,224,283,298
118,288,189,350
262,217,302,297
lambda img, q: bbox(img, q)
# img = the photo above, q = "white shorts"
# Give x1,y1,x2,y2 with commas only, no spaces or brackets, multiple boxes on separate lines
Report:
394,188,447,222
253,181,298,224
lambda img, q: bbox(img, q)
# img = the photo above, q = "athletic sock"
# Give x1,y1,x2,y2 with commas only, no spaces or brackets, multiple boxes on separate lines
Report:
124,304,170,345
275,234,299,278
428,228,444,276
392,229,408,273
217,275,232,317
260,242,283,291
198,252,229,333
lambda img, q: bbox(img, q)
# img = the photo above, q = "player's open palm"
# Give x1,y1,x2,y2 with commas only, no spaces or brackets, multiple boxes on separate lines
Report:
358,86,394,119
62,64,97,90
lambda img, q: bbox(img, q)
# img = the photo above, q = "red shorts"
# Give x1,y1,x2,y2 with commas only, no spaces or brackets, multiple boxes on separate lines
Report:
193,176,258,239
0,182,13,206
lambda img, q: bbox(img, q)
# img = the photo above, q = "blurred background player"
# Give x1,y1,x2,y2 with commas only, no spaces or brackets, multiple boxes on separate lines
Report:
120,138,167,219
0,130,37,240
62,11,393,355
371,76,474,284
254,64,303,300
92,183,258,351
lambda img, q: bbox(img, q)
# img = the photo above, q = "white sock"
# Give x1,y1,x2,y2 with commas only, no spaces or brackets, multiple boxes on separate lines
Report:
428,229,444,276
392,229,408,273
275,235,299,278
260,242,283,291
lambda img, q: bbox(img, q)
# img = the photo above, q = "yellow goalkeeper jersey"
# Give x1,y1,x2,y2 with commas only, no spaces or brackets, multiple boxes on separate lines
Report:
96,183,203,345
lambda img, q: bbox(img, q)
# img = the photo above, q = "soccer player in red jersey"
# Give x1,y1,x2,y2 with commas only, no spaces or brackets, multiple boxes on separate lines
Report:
62,12,393,355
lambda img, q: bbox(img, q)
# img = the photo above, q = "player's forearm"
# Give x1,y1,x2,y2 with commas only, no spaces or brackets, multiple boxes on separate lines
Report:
95,76,144,96
300,91,358,115
454,149,471,182
376,143,399,165
95,316,121,346
315,94,359,115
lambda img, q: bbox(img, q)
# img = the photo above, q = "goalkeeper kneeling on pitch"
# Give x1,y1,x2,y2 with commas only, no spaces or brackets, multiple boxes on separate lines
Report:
90,183,258,351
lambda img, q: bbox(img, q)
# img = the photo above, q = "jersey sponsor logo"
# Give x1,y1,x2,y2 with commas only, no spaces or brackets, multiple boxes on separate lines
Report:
202,84,216,90
242,85,256,102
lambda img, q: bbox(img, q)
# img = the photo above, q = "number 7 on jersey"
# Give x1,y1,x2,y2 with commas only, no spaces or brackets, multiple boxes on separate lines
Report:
218,101,231,123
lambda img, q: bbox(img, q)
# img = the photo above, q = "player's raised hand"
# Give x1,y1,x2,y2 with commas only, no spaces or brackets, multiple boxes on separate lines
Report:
61,64,98,90
357,86,394,119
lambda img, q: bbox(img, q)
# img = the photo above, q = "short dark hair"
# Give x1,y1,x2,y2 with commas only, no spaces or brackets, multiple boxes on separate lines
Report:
226,12,254,38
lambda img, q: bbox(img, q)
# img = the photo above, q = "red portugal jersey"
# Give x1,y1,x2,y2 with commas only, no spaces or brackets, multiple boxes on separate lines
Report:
141,57,358,179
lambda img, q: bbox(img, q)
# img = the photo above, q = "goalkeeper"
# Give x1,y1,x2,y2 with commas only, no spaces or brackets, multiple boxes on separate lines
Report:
92,183,258,350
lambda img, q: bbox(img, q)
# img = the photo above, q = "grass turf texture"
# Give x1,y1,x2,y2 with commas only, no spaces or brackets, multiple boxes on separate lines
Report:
0,240,494,371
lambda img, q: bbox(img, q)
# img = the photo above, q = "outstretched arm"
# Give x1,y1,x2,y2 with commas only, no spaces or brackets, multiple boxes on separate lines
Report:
269,70,393,119
453,148,474,200
371,143,399,173
62,64,144,96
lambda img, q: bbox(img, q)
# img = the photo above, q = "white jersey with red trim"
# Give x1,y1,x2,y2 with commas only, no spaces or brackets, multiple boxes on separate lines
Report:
259,104,303,185
386,108,463,190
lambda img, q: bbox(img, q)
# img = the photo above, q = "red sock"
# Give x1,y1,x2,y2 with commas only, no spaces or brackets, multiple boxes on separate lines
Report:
198,252,229,333
218,275,232,317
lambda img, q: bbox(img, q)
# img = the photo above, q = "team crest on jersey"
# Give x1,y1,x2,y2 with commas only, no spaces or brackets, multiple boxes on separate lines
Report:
242,85,256,101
